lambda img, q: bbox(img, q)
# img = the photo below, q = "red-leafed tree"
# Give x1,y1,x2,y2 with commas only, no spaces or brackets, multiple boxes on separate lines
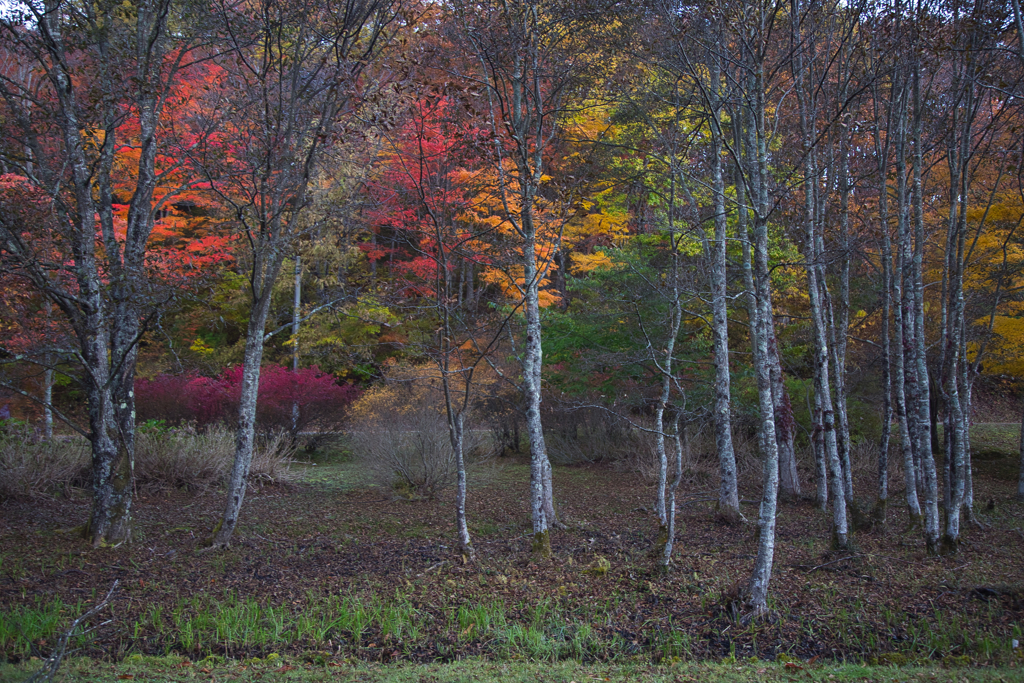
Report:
0,0,224,545
367,92,509,558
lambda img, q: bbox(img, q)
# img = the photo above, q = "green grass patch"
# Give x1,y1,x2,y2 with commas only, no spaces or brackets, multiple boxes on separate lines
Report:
2,656,1022,683
4,588,1021,668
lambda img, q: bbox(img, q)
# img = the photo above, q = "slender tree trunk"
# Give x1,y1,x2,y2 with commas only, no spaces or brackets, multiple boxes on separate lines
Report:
824,276,852,505
738,109,786,514
747,209,780,618
792,14,847,546
878,277,891,515
912,59,941,555
42,300,53,441
450,408,474,559
42,365,54,441
1018,396,1024,501
807,212,849,549
661,414,685,569
961,356,977,524
940,81,972,554
709,57,741,522
812,384,828,511
291,255,301,435
523,224,553,555
211,275,279,548
652,289,682,561
831,138,853,505
771,323,800,501
654,366,669,527
745,49,780,618
891,86,922,525
874,90,893,515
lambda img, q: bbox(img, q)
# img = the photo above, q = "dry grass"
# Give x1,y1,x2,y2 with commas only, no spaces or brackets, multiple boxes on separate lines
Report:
135,425,296,492
622,423,725,490
0,424,294,499
0,431,90,498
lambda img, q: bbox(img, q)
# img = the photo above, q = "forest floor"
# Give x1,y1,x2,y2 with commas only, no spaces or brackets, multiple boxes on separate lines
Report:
1,425,1023,674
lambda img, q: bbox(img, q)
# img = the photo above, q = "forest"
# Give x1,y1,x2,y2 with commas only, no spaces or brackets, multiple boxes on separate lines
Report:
1,0,1024,678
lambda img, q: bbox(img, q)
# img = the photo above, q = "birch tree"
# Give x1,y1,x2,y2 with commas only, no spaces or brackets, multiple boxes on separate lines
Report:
204,0,399,548
0,0,212,546
790,0,849,549
642,0,742,525
450,0,614,555
725,0,786,619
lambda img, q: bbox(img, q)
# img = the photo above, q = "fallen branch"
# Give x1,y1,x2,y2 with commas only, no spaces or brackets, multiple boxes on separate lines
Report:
24,580,119,683
797,555,862,573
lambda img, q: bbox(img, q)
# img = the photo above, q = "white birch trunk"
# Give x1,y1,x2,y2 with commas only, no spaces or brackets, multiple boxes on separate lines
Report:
708,56,741,522
771,322,800,501
42,300,53,441
211,287,277,548
737,112,787,513
792,17,847,546
890,86,923,525
661,414,684,569
878,186,893,512
911,62,941,554
831,67,853,506
447,405,474,559
524,235,553,555
747,210,780,617
42,366,54,441
654,386,669,527
745,48,780,618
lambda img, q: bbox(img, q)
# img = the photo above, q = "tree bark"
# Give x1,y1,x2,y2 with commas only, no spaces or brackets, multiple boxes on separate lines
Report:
708,48,741,523
211,286,278,548
744,31,780,617
911,57,941,555
791,0,847,547
524,230,553,555
889,76,923,525
292,255,301,435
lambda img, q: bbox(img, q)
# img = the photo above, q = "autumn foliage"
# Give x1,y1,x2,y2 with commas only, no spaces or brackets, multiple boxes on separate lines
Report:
135,366,360,435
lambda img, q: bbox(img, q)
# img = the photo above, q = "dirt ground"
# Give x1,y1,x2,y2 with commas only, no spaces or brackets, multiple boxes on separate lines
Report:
1,443,1023,666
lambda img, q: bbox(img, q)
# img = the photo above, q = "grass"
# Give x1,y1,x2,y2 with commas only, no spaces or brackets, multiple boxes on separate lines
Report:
2,656,1023,683
3,587,1021,667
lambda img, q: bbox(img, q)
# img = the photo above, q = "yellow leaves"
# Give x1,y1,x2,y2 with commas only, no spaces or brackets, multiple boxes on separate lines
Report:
563,205,629,248
977,314,1024,378
570,250,614,274
479,265,561,308
189,337,215,356
538,289,562,308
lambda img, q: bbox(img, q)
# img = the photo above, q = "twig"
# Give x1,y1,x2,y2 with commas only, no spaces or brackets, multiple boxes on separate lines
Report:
800,554,862,573
24,580,119,683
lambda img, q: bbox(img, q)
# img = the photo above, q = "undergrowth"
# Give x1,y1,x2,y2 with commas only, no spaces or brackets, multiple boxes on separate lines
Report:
2,588,1021,666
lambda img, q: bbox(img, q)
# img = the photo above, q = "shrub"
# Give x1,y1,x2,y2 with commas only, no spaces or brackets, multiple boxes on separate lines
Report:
542,404,640,465
622,421,722,488
347,366,489,499
227,365,361,436
135,424,295,492
135,366,360,436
